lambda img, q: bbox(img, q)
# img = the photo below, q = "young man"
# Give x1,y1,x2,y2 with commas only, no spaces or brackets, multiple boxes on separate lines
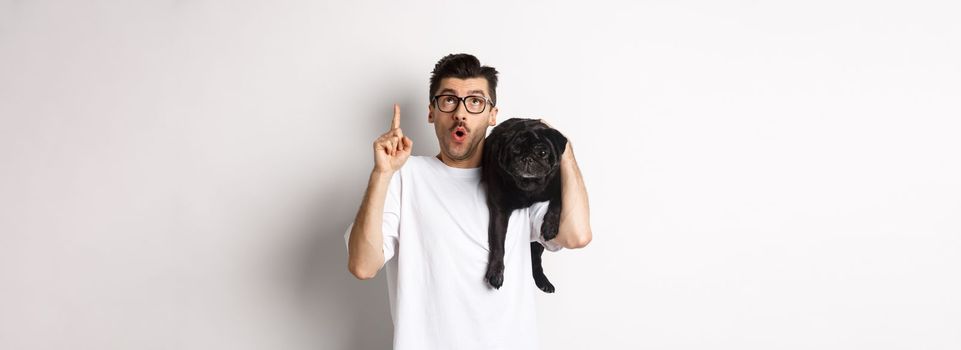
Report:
345,53,592,350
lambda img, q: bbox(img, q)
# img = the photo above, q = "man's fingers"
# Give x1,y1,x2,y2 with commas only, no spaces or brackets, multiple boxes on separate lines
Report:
396,135,408,152
378,105,411,159
377,135,406,156
390,136,400,155
391,104,401,130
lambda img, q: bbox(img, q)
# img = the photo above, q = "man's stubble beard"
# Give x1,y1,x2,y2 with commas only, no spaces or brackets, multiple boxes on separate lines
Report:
443,133,483,161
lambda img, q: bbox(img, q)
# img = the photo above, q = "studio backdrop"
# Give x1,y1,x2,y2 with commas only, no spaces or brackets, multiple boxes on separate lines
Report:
1,1,959,349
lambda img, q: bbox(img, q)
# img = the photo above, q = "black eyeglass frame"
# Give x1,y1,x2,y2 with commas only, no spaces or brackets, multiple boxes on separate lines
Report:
431,94,495,114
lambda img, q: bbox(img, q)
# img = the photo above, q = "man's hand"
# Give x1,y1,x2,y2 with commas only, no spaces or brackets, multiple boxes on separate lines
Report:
373,104,413,174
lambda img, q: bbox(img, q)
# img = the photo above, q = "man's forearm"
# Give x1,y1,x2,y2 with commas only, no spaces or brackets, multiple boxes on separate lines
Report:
555,143,592,249
347,170,392,279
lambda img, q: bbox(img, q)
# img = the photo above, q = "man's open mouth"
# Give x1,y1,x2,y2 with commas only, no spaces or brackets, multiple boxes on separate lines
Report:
451,127,468,142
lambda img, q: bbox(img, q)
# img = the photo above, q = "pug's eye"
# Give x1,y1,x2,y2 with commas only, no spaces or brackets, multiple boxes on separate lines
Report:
537,150,547,158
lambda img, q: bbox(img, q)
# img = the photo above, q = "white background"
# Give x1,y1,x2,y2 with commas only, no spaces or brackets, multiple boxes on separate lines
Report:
2,0,959,349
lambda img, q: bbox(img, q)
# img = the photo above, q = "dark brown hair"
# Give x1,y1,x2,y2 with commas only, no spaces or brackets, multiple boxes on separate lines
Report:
428,53,499,107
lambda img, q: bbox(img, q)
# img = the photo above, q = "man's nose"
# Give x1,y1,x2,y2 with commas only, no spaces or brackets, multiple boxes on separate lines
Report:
452,101,470,120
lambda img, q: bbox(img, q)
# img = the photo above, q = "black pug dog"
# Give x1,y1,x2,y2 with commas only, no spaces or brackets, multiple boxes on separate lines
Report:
481,118,567,293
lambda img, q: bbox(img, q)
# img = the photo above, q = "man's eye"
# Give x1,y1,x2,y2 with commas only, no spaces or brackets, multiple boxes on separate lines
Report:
443,97,456,104
468,97,482,105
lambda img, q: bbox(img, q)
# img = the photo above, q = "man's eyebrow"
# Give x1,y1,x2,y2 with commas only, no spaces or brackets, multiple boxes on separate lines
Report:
438,88,487,97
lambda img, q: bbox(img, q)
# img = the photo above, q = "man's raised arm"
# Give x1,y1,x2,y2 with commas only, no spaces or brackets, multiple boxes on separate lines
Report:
347,104,413,279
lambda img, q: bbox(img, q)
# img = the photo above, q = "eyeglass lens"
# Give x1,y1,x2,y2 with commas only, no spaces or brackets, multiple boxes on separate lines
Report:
435,95,487,113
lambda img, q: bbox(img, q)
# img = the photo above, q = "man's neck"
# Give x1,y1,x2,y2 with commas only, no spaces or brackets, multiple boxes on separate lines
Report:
435,153,481,169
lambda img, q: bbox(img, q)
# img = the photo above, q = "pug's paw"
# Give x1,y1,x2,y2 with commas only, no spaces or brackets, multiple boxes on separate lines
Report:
541,219,559,241
534,273,555,293
485,263,504,289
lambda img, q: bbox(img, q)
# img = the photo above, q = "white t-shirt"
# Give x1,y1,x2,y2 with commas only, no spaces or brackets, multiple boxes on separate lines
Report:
344,155,562,350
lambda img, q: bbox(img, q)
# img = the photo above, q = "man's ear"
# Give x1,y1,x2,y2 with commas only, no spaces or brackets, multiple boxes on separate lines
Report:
427,104,433,124
488,107,498,126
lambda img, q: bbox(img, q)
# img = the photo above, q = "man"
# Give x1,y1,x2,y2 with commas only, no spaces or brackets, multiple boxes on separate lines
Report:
344,53,592,350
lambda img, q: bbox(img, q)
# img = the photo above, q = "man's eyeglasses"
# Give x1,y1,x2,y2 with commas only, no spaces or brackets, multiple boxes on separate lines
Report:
431,94,494,114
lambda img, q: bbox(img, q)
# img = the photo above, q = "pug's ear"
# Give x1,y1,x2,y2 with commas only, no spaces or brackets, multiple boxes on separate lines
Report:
542,128,568,160
484,127,509,171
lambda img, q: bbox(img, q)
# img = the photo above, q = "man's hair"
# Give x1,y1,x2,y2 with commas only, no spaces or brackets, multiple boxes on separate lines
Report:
428,53,499,107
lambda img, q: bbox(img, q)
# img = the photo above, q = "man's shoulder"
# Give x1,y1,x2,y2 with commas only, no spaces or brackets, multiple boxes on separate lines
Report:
391,156,431,182
408,155,431,163
401,155,439,172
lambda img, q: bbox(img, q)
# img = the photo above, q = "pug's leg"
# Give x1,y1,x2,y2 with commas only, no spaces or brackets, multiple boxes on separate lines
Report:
531,242,555,293
486,208,510,289
541,199,562,241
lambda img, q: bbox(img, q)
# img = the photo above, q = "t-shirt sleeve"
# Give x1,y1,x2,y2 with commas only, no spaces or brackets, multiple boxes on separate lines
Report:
529,200,563,252
344,171,402,267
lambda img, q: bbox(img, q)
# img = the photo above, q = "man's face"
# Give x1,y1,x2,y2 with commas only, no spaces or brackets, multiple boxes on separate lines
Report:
428,77,498,164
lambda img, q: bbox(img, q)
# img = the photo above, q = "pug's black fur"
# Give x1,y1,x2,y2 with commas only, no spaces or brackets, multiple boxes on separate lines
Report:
481,118,567,292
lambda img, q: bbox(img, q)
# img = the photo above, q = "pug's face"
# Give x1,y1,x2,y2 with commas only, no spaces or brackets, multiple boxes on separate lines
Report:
498,125,566,192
